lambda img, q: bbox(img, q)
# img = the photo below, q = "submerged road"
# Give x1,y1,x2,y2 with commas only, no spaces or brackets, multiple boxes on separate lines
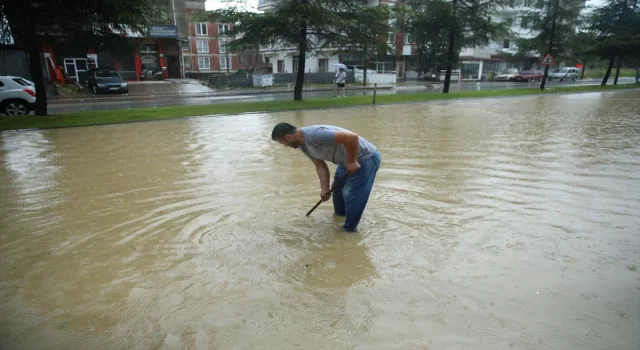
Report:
48,77,637,114
2,91,639,349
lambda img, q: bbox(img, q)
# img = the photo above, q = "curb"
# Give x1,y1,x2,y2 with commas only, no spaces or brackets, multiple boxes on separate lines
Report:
47,86,395,104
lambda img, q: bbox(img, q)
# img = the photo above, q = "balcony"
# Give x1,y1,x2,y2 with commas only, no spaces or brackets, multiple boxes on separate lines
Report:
257,0,277,11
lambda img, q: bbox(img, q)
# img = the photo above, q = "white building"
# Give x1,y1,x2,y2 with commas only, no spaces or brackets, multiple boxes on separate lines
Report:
458,0,586,80
256,0,401,74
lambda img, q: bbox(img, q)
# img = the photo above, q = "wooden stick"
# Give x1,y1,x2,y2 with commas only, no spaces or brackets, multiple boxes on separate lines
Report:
305,173,349,216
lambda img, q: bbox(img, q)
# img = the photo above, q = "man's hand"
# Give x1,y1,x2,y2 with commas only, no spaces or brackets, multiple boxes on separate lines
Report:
320,190,331,202
347,161,361,173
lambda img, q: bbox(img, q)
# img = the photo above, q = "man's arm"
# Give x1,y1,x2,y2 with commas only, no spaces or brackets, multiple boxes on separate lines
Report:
333,130,360,166
312,159,331,195
311,128,360,166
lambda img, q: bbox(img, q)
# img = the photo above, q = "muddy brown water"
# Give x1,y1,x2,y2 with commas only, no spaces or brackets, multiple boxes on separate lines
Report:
1,91,639,350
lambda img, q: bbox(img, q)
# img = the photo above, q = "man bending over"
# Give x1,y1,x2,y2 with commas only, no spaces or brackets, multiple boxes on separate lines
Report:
271,122,381,232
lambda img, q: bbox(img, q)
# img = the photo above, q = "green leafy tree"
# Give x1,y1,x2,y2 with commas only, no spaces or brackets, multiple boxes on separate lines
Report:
195,0,392,101
396,0,460,78
398,0,507,91
584,0,640,84
0,0,165,115
514,0,585,89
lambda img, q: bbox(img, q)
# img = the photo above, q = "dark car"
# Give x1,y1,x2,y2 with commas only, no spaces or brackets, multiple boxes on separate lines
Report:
86,68,129,95
513,70,545,82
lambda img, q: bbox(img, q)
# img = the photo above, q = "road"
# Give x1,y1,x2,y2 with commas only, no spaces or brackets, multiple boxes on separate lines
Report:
48,77,637,114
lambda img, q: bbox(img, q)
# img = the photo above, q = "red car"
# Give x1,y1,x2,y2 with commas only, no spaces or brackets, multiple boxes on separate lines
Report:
513,70,545,82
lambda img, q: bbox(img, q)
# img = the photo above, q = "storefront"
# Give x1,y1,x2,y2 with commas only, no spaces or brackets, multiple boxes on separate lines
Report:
45,24,181,84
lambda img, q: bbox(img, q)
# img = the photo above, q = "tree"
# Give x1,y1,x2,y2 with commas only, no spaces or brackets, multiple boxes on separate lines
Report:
514,0,585,89
0,0,165,116
396,0,460,79
398,0,507,92
584,0,640,85
195,0,392,101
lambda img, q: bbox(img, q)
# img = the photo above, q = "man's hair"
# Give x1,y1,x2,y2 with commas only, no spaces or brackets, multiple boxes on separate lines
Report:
271,122,297,140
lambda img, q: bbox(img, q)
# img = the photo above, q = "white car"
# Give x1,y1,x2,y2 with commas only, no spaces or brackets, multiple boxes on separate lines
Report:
0,76,36,115
548,67,580,81
494,68,519,81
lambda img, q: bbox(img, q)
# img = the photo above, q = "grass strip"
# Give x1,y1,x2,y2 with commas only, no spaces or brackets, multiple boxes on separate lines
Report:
2,83,638,131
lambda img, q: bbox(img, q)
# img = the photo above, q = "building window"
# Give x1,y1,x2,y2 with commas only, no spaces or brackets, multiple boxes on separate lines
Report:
503,39,510,49
197,40,209,53
183,40,191,51
198,57,210,70
219,40,228,54
292,56,299,72
318,58,328,72
403,33,411,45
387,32,395,43
195,23,208,36
220,57,232,70
277,60,284,73
218,24,229,35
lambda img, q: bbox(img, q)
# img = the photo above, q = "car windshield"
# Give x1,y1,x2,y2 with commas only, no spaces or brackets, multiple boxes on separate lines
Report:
521,71,533,75
95,70,120,78
553,69,568,73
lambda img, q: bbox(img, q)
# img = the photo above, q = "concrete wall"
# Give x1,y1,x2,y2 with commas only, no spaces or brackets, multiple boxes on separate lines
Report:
266,52,341,73
354,71,397,85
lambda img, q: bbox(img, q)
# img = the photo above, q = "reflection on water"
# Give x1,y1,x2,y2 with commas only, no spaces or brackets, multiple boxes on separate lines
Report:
1,90,639,349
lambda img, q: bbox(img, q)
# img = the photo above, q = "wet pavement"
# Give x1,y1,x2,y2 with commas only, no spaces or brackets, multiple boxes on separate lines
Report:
47,77,637,114
2,90,639,349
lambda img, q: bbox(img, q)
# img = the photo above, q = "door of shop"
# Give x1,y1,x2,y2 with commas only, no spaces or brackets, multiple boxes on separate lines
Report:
64,58,89,84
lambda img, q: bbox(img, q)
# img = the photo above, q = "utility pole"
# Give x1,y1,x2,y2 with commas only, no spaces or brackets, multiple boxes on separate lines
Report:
540,0,560,91
443,0,458,94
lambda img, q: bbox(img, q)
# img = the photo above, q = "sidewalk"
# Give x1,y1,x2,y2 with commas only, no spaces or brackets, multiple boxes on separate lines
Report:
48,81,394,104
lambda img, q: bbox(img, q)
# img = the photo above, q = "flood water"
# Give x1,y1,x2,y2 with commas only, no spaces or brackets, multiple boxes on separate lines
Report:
1,90,639,350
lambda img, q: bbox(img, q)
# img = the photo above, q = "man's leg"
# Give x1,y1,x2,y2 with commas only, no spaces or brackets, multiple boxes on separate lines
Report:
332,165,347,216
342,152,381,232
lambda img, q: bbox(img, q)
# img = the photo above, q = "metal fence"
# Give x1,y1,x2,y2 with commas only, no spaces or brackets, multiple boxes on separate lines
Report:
185,71,356,88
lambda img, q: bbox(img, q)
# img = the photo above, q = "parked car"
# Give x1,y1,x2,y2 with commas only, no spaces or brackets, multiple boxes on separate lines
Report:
0,76,36,116
86,68,129,95
513,70,545,82
548,67,580,81
494,68,519,81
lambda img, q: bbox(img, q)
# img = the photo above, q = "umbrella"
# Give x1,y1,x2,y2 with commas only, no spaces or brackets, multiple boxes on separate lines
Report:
333,63,348,70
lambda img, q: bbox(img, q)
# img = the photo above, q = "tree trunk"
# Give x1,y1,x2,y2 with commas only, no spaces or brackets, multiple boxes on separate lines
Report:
613,56,622,85
28,45,48,116
442,0,458,94
601,56,615,85
294,21,307,101
540,0,560,91
363,42,368,86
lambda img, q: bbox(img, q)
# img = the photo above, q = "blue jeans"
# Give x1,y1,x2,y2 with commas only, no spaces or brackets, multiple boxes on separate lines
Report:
332,151,381,232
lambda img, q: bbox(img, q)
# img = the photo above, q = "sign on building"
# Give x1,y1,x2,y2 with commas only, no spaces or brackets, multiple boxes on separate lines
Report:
151,25,178,38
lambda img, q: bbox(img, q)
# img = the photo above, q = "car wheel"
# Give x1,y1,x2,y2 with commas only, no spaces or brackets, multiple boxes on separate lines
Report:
2,100,29,116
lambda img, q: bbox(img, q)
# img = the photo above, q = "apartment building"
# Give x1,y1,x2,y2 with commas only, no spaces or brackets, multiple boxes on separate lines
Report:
183,0,269,74
457,0,587,80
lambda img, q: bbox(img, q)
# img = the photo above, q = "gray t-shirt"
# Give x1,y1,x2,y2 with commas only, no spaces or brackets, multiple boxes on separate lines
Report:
299,125,377,167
